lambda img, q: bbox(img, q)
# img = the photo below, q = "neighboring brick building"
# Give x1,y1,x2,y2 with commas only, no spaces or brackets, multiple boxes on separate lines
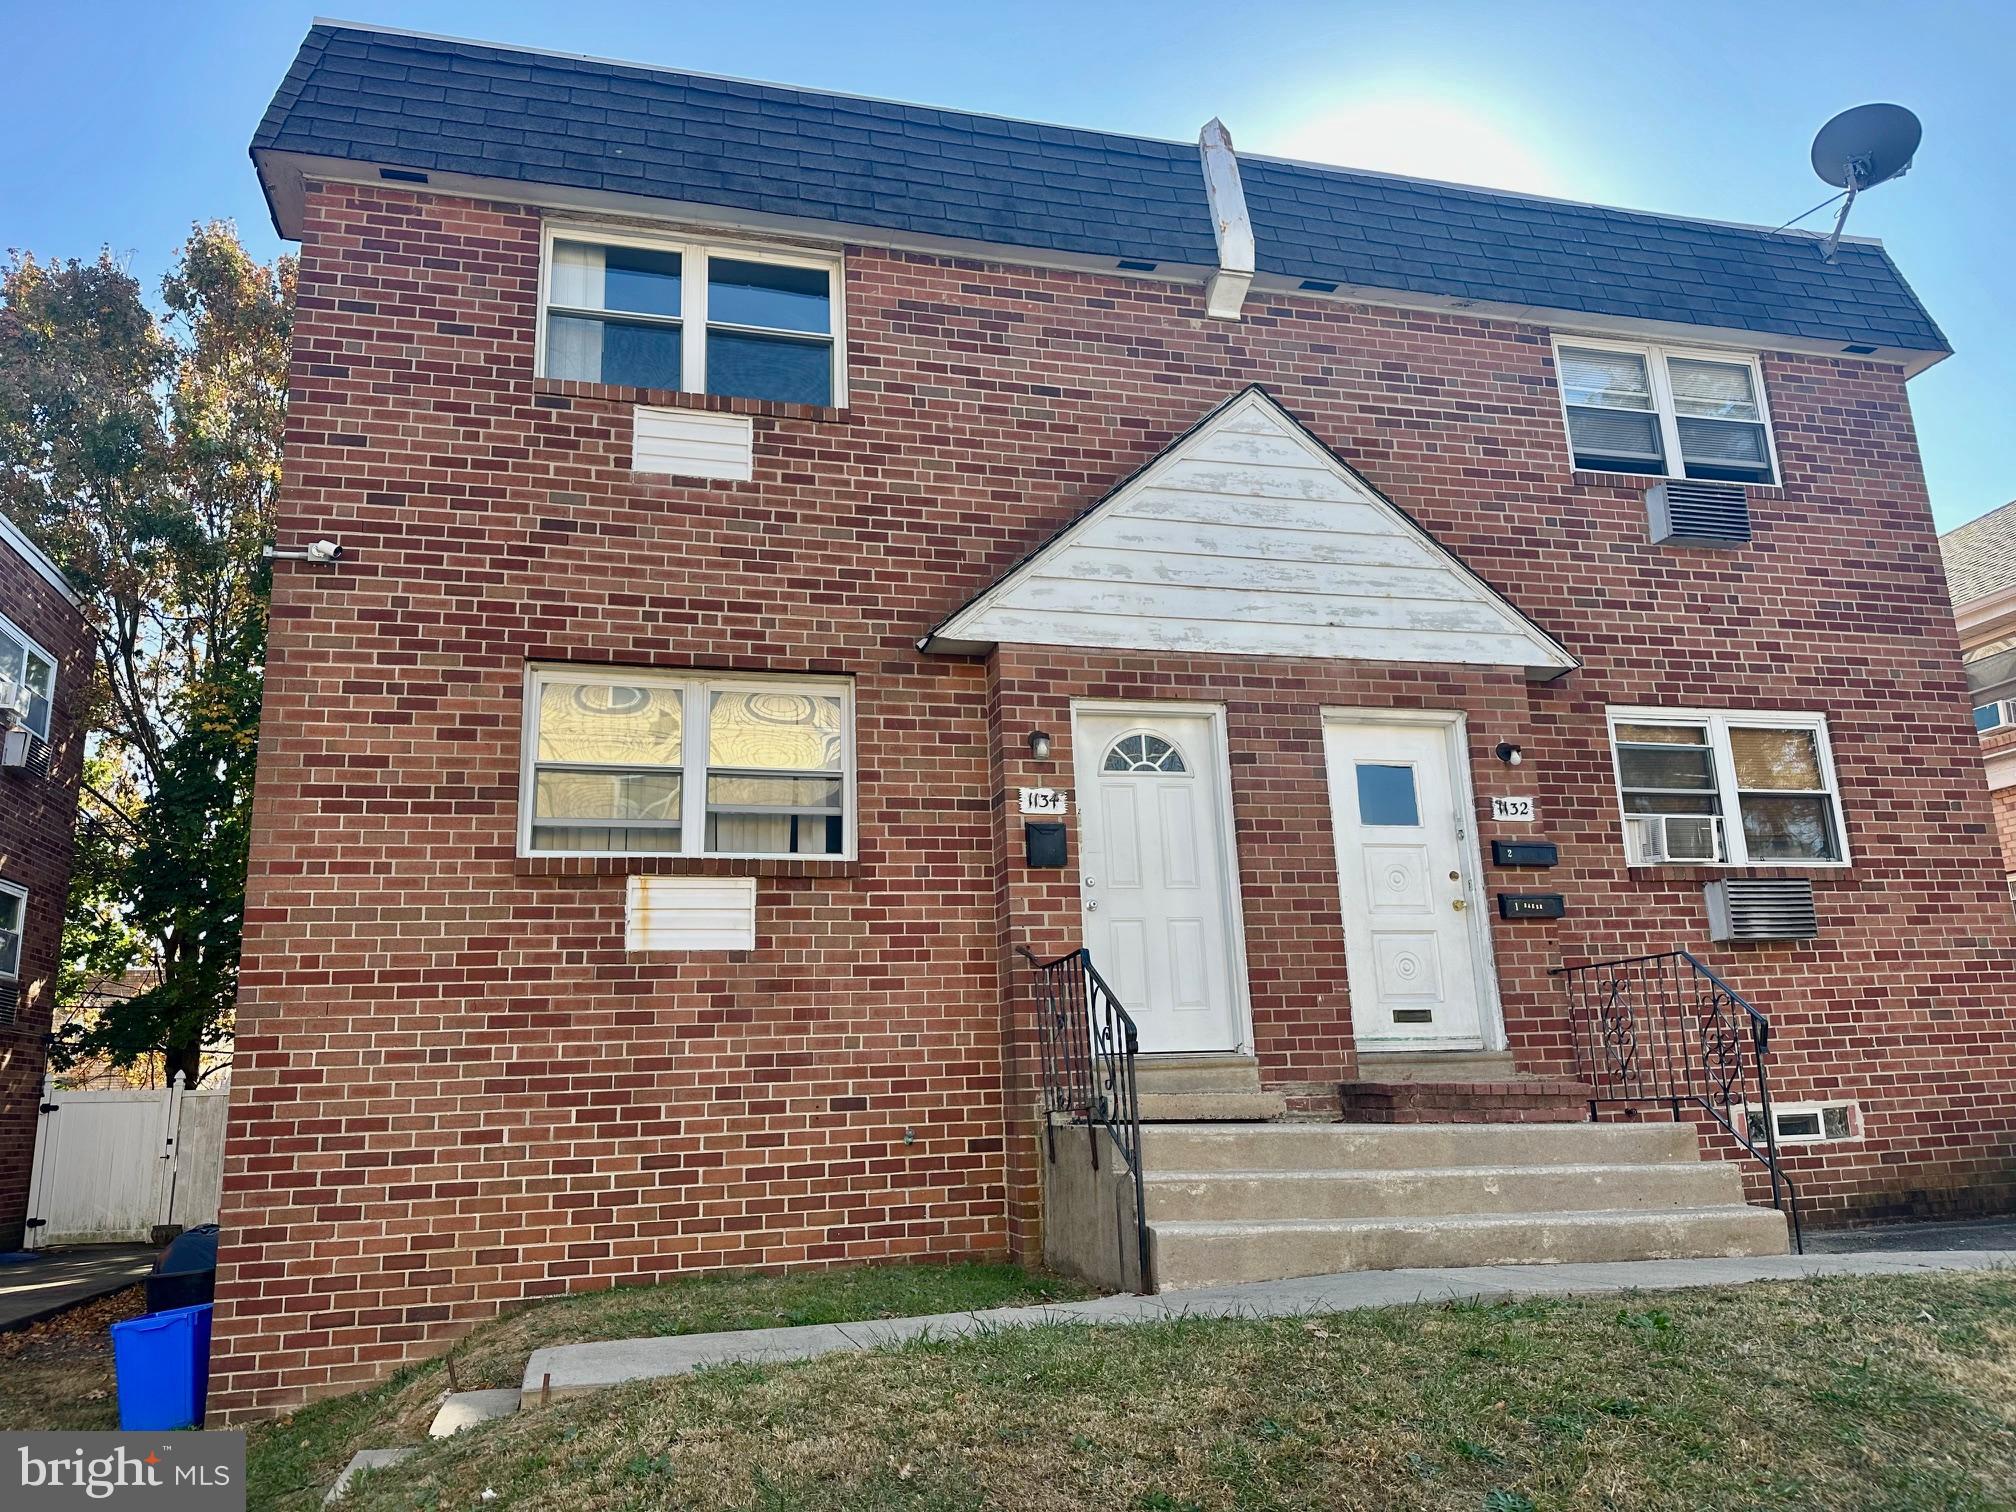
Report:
0,513,89,1250
1941,501,2016,891
214,22,2016,1418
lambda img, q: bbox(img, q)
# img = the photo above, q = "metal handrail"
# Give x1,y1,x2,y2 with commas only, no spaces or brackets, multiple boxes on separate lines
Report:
1551,949,1802,1252
1017,946,1152,1293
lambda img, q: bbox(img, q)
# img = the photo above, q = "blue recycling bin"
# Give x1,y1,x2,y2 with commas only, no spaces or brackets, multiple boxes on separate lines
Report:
110,1302,213,1430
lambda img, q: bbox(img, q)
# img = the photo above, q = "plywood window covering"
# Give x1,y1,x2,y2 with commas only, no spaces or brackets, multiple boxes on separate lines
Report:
522,667,853,859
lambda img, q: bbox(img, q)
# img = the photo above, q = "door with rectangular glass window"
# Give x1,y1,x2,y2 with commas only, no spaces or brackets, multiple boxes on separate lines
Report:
1324,719,1486,1049
1072,709,1243,1054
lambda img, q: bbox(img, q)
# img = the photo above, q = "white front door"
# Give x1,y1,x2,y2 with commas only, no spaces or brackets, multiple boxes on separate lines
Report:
1324,718,1489,1049
1074,708,1244,1053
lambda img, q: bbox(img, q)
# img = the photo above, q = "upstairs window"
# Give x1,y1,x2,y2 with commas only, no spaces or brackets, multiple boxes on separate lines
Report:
1556,340,1778,486
522,667,853,859
1608,708,1847,866
1975,701,2011,733
0,614,54,741
540,229,840,406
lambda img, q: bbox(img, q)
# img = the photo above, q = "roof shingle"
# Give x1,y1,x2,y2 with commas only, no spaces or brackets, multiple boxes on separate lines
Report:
253,24,1948,355
1941,501,2016,607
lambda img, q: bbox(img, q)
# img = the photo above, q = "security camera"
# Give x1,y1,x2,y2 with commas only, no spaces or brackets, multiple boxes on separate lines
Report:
305,539,343,562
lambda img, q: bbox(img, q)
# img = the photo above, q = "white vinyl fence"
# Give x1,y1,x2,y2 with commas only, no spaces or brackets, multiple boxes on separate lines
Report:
23,1073,229,1247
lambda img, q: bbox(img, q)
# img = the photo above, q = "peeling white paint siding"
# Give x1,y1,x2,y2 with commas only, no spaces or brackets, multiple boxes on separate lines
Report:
932,391,1575,675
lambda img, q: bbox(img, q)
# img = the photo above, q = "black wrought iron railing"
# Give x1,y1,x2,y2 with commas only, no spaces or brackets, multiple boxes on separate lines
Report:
1017,946,1152,1293
1551,950,1802,1252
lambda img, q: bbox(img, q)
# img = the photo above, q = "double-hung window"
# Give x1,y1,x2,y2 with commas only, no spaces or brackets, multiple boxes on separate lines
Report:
522,667,853,858
539,228,841,406
1608,708,1847,866
1556,339,1778,485
0,879,24,982
0,613,54,741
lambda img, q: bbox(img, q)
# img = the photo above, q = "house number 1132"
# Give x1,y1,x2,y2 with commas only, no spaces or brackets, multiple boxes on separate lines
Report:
1491,796,1537,823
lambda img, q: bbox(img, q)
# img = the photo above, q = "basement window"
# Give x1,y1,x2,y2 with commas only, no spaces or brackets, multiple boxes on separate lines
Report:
0,612,55,741
1746,1102,1858,1144
521,666,854,859
1607,707,1848,866
539,226,841,406
1555,338,1778,486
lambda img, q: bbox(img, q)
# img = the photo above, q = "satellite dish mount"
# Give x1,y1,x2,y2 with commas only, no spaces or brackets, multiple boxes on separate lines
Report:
1809,103,1922,262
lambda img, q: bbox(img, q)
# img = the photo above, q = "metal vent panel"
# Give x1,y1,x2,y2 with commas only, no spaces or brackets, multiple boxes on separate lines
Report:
0,981,17,1026
1647,480,1752,546
1705,877,1818,941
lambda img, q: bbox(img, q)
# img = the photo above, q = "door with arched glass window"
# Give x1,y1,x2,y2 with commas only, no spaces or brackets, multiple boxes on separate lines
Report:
1071,707,1245,1053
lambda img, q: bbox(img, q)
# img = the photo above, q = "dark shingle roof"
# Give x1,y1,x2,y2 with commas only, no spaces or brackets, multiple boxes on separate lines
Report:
253,23,1948,355
1941,500,2016,607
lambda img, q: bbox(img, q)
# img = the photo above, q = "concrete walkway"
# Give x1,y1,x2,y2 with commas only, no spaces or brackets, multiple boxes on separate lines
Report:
521,1246,2009,1405
0,1245,156,1330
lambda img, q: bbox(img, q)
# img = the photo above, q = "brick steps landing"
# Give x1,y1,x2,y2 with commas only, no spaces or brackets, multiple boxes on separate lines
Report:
1137,1122,1789,1292
1336,1077,1593,1124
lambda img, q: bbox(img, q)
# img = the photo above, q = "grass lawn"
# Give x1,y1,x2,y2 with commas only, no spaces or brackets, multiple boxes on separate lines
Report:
239,1263,1096,1511
0,1283,145,1432
328,1270,2016,1512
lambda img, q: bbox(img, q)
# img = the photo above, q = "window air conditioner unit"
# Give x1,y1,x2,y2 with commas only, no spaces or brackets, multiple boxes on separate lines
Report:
1706,878,1819,942
0,729,48,777
1625,813,1723,864
1646,480,1751,546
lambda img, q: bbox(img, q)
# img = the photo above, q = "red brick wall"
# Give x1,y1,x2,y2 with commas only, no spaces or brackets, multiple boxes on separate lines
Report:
212,178,2016,1417
1981,730,2016,880
0,538,90,1249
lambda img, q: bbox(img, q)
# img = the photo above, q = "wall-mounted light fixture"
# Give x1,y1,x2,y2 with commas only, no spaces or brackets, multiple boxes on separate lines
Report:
1495,741,1524,766
1028,729,1053,761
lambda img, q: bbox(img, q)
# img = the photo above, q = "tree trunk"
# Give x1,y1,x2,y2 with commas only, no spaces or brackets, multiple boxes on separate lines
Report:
164,1037,204,1088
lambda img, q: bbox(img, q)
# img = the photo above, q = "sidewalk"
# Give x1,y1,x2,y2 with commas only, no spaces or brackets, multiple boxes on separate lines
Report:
0,1246,156,1331
521,1245,2009,1404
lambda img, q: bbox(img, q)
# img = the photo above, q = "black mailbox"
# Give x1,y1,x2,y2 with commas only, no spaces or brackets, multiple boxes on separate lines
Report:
1025,822,1067,868
1497,892,1566,920
1492,840,1560,868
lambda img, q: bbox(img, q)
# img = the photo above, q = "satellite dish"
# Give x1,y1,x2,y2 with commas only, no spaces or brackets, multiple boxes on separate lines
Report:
1808,103,1922,261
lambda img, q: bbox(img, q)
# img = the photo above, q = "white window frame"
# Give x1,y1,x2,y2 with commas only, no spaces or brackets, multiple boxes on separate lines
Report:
1552,335,1782,487
0,611,55,742
1974,699,2013,734
0,877,26,981
518,664,856,861
534,222,847,407
1743,1100,1861,1145
1605,706,1851,868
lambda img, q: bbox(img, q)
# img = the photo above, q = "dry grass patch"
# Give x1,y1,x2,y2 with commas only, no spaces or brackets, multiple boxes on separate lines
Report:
247,1261,1095,1511
0,1284,145,1432
341,1270,2016,1512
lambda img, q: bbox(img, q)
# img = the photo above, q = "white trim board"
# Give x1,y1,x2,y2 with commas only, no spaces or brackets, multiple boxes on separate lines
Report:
0,515,82,607
923,387,1577,680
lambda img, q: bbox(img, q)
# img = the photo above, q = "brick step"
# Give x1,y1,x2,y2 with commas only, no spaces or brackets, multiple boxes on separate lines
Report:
1149,1205,1792,1291
1338,1077,1594,1125
1139,1120,1701,1173
1143,1160,1746,1222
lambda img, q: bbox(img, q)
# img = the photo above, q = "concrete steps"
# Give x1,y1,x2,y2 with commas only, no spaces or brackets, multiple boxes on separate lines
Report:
1136,1054,1287,1123
1151,1206,1794,1290
1145,1160,1747,1222
1135,1119,1790,1292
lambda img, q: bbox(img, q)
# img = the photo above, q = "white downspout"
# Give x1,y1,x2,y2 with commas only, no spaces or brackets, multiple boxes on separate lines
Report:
1198,117,1255,321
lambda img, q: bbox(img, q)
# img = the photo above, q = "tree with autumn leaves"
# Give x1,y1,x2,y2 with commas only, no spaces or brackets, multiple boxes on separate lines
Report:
0,224,293,1086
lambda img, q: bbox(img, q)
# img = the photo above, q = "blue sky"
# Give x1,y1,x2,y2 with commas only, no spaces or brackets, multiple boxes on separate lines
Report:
6,0,2010,529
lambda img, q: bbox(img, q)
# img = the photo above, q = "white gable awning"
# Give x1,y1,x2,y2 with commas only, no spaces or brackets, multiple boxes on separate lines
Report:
920,387,1578,681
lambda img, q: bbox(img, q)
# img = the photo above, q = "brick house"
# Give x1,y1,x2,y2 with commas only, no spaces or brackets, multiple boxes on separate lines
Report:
0,513,89,1250
214,22,2016,1418
1941,502,2016,890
